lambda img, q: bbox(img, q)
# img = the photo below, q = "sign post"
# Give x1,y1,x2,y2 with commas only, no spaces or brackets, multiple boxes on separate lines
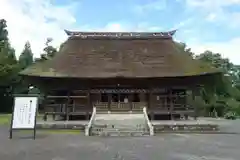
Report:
9,95,39,140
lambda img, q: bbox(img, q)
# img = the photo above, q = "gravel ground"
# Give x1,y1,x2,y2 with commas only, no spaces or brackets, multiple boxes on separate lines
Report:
0,125,240,160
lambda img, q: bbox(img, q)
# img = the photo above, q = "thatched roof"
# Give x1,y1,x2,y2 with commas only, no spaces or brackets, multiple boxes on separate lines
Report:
20,31,221,78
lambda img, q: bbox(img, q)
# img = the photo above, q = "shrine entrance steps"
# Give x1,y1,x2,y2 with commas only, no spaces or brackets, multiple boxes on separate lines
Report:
90,113,150,137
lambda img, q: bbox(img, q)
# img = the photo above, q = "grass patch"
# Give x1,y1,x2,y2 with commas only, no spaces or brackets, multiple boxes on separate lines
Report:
0,114,44,125
39,129,81,134
0,114,82,135
0,114,11,125
13,129,81,135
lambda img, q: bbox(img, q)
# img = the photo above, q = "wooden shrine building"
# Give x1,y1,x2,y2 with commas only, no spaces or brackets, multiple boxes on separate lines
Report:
20,30,222,120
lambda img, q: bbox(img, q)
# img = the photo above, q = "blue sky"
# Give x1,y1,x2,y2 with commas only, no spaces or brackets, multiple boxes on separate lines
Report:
1,0,240,64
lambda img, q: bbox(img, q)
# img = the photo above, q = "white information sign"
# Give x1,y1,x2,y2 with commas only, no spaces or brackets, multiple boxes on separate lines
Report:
12,97,38,129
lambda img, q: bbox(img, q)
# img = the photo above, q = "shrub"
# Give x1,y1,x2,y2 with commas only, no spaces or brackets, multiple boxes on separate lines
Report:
224,111,237,120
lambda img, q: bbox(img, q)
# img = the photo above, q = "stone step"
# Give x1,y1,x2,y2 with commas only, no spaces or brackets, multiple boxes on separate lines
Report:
94,114,145,121
92,123,146,128
92,128,147,132
91,127,147,132
96,111,142,114
94,119,145,122
94,120,146,125
94,120,145,124
90,113,148,136
91,130,149,137
92,127,147,131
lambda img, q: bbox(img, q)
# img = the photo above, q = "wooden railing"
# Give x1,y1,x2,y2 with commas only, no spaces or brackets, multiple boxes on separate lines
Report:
150,104,194,112
44,104,67,114
132,102,146,111
94,102,108,111
94,102,147,111
111,102,130,111
44,104,91,113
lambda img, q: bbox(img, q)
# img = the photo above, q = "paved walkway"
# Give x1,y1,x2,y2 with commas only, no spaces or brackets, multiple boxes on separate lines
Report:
0,123,240,160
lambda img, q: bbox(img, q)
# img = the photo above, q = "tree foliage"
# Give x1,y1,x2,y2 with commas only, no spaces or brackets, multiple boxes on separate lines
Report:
0,19,19,112
35,38,57,62
176,43,240,117
19,41,33,69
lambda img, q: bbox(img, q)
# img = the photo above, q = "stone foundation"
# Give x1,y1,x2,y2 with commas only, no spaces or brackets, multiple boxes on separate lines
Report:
154,124,219,133
36,121,87,131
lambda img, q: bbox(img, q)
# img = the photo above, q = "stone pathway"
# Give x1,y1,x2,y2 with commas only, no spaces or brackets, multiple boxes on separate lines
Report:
0,125,240,160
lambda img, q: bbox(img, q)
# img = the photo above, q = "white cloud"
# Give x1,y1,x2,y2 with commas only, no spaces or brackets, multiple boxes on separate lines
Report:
227,12,240,28
2,0,239,66
185,0,240,25
0,0,79,58
188,38,240,64
186,0,240,9
78,22,162,32
172,18,193,30
206,13,217,21
133,0,167,14
204,10,240,28
0,0,164,58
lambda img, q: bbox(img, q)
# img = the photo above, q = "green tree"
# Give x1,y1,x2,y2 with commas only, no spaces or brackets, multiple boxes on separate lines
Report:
35,38,57,62
19,41,33,69
14,41,34,94
44,38,57,58
0,19,19,112
175,42,194,57
196,50,240,117
0,19,18,85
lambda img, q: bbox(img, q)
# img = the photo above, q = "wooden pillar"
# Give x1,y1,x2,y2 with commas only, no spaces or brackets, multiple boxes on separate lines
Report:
87,89,91,120
169,88,174,120
139,93,144,102
164,94,167,110
118,93,120,102
129,94,133,111
149,88,154,120
42,95,48,121
148,89,152,109
192,87,198,120
66,91,70,121
108,93,111,111
87,89,91,108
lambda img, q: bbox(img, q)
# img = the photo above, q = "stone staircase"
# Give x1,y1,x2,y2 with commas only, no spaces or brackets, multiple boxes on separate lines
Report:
90,113,149,136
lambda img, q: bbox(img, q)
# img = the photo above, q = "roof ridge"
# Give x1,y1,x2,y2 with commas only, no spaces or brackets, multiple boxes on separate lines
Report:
64,30,177,39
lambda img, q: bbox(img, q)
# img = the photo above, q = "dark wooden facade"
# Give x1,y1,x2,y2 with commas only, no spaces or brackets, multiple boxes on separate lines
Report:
30,77,204,121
